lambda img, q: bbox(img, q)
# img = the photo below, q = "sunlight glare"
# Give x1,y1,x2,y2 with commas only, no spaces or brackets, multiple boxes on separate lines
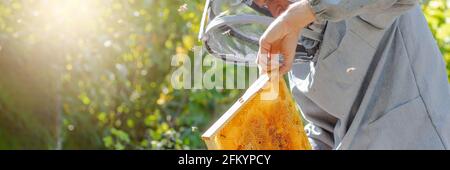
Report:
32,0,100,39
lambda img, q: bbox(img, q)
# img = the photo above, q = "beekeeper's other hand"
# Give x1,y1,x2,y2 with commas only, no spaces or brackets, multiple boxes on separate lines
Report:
257,0,315,75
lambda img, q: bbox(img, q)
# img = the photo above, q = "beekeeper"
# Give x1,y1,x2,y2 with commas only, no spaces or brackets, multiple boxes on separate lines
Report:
256,0,450,149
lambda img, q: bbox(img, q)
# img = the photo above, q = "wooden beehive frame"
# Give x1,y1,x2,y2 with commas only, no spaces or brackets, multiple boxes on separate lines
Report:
202,74,311,150
202,74,270,149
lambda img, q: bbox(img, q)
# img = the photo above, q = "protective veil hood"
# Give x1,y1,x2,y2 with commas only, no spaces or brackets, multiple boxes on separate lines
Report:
199,0,323,66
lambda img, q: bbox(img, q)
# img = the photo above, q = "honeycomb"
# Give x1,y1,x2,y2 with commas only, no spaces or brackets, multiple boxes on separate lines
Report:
204,78,311,150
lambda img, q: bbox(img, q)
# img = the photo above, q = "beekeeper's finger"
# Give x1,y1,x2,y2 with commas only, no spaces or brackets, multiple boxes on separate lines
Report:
279,36,298,75
257,40,271,74
257,54,269,74
260,19,289,45
279,60,293,75
268,53,282,72
257,52,269,66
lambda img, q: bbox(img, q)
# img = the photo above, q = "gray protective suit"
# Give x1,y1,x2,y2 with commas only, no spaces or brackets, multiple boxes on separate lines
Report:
289,0,450,149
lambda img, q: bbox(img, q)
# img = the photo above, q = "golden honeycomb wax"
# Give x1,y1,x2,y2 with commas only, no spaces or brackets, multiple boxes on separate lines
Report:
202,74,311,150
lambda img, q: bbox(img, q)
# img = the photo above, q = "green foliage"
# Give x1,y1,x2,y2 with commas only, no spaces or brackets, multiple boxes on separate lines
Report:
423,0,450,80
56,0,242,150
0,0,448,150
0,0,241,150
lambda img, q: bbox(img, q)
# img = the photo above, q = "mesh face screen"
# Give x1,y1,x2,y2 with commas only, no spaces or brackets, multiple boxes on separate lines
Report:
205,22,266,65
201,0,313,66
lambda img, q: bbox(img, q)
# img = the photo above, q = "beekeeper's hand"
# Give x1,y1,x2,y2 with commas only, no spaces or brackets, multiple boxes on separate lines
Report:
257,0,315,75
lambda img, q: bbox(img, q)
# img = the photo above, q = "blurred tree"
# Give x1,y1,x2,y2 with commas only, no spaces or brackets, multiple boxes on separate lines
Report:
57,0,243,149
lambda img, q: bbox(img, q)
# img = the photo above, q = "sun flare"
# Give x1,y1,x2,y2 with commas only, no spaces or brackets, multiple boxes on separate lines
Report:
23,0,101,41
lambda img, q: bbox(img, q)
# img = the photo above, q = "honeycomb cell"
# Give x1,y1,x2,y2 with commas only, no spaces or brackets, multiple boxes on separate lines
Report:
202,76,311,150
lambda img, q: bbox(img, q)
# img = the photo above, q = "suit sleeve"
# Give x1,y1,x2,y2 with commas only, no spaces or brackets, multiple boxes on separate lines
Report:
307,0,418,26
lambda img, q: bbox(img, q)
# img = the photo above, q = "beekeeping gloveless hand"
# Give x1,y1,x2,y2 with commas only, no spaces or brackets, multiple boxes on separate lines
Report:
257,0,315,75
